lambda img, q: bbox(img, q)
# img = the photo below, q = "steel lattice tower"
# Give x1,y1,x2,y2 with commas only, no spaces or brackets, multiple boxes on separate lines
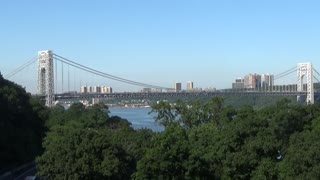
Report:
38,50,54,107
297,62,314,104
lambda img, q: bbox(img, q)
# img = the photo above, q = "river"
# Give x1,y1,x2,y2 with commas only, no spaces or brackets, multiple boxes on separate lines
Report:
109,107,164,131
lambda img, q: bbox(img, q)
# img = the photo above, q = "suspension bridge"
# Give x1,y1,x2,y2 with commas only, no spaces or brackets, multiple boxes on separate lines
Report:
4,50,320,107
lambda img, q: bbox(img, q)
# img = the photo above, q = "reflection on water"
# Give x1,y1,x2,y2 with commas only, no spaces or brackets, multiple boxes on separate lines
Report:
109,107,164,132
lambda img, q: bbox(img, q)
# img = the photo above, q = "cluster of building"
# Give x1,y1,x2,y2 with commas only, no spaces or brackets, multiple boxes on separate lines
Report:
141,88,163,93
141,81,197,93
80,85,113,93
168,81,195,92
232,74,274,89
171,81,206,92
171,81,215,92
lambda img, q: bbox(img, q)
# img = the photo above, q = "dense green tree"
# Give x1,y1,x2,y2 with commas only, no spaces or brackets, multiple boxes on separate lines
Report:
36,126,133,179
150,100,177,127
0,74,46,170
33,87,320,179
83,103,110,128
147,98,320,179
187,123,223,179
134,123,189,179
278,116,320,179
151,97,226,129
107,116,132,130
37,102,155,179
45,104,65,128
45,102,110,129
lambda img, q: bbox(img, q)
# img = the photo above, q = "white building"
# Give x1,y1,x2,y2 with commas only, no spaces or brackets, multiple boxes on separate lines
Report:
87,86,92,93
187,81,194,90
92,86,101,93
101,86,112,93
80,86,87,93
261,74,274,88
92,97,100,105
80,85,112,93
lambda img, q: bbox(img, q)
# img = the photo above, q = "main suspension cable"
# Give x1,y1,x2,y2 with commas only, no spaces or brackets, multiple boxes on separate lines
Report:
53,54,169,89
4,57,37,79
274,66,296,78
274,69,296,80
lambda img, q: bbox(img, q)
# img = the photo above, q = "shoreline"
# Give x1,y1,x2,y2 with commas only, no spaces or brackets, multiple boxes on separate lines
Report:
108,105,151,108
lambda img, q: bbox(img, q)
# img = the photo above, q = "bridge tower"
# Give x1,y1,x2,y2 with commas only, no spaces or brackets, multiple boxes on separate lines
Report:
38,50,54,107
297,62,314,104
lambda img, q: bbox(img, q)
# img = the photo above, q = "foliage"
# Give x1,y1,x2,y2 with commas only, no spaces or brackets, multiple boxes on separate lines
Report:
151,97,225,129
45,103,110,129
36,96,320,179
134,123,189,179
0,74,46,170
36,101,155,179
36,126,133,179
133,97,320,179
278,106,320,179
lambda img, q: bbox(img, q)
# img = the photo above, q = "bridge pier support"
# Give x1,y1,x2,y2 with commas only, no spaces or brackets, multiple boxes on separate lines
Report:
297,62,314,104
38,50,54,107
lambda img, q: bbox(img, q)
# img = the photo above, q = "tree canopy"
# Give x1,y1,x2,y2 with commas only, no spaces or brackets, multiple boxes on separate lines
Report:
34,96,320,179
0,73,46,170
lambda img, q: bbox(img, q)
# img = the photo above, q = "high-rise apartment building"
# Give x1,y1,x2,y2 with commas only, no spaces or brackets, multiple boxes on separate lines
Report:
80,85,112,93
101,86,107,93
187,81,194,90
239,73,274,89
108,87,113,93
100,86,104,93
261,74,274,87
100,86,112,93
244,74,261,88
80,86,87,93
232,78,245,89
87,86,92,93
244,74,256,88
256,74,262,87
175,82,182,92
92,86,101,93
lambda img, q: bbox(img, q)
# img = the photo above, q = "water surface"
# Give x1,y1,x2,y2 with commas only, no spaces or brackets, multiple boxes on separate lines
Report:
109,107,164,131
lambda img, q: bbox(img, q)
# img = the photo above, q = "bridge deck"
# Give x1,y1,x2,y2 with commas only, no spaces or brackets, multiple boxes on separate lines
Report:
42,91,320,100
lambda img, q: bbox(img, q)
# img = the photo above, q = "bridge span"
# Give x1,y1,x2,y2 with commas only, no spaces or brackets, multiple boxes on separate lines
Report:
6,50,320,106
49,91,319,101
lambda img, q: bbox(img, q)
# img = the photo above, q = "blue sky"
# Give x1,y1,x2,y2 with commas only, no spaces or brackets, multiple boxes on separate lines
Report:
1,0,320,93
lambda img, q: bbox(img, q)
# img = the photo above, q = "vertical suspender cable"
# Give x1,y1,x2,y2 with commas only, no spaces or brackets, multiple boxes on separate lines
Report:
74,68,76,92
68,64,70,92
62,62,64,93
55,58,57,94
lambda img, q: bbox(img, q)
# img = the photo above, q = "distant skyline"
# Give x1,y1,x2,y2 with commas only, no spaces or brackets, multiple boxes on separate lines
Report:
1,0,320,93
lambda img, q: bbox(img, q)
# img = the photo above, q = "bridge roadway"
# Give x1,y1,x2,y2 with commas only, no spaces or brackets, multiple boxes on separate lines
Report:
48,91,320,100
